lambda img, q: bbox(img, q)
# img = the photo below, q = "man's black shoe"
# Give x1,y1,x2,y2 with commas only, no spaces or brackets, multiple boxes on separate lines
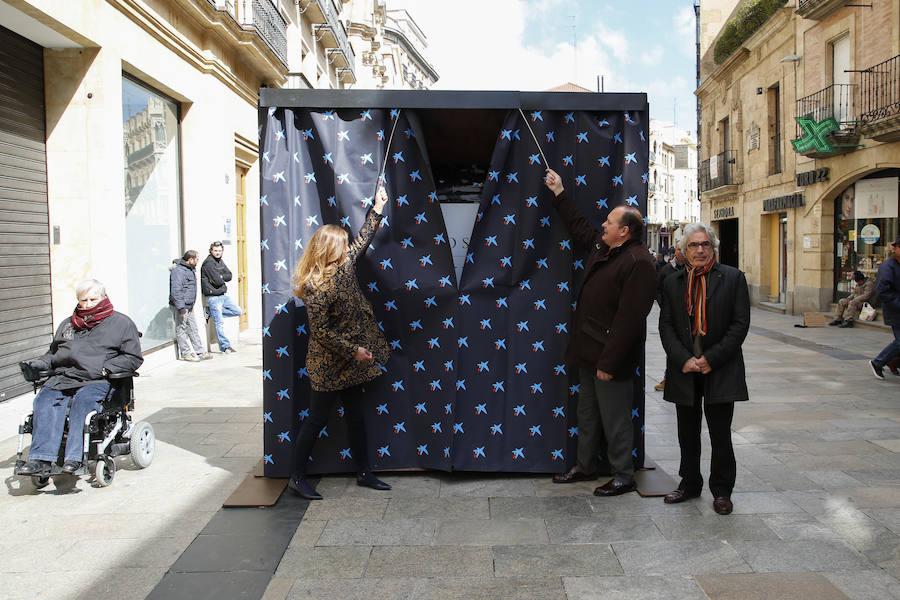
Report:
827,319,842,326
870,360,885,380
61,461,82,474
357,471,391,490
18,460,49,475
593,479,636,497
663,488,701,504
288,475,322,500
552,465,597,484
713,496,734,515
838,320,854,328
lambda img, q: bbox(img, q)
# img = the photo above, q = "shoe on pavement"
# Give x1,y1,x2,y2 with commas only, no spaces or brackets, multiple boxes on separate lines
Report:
357,471,391,490
288,475,322,500
61,460,82,474
838,320,854,328
870,360,885,380
18,459,50,475
199,353,213,360
713,496,733,515
553,465,597,484
183,353,201,362
654,380,665,391
663,488,701,504
593,479,636,497
827,319,842,326
222,347,237,354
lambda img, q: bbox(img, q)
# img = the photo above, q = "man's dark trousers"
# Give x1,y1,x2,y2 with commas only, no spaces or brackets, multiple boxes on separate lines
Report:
577,368,635,484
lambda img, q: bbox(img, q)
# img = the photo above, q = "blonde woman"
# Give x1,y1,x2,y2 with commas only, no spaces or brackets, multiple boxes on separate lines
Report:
288,187,392,500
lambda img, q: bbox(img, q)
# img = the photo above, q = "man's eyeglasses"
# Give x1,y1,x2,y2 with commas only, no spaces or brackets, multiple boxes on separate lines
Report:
686,241,713,250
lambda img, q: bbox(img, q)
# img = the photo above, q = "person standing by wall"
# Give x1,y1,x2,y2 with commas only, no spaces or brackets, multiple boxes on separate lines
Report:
869,236,900,380
287,187,393,500
201,241,242,353
658,222,750,515
169,250,210,362
544,168,657,496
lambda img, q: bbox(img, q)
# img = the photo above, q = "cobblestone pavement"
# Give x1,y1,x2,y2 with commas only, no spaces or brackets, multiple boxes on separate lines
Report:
1,306,898,600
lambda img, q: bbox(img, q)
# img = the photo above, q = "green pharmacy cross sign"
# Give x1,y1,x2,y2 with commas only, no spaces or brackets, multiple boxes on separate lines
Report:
792,115,840,153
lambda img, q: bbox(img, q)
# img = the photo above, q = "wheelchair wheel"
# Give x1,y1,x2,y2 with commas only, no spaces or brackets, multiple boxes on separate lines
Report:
129,421,155,469
31,475,50,489
94,457,115,487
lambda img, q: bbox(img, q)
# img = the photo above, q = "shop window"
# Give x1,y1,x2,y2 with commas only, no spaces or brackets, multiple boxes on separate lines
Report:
122,75,183,351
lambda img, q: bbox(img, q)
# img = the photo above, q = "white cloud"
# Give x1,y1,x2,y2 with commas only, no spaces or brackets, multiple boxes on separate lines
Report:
639,45,665,66
674,4,696,59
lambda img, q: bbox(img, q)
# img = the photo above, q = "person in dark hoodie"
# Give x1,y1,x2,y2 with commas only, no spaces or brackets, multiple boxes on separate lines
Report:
18,279,143,475
169,250,211,362
201,241,242,353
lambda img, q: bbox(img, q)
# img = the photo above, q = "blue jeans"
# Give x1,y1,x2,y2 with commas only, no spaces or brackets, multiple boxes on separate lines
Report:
29,383,110,463
873,325,900,368
205,295,242,350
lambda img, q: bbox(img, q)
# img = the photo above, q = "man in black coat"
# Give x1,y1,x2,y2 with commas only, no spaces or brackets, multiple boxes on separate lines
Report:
658,222,750,515
19,279,143,475
544,168,658,497
201,241,242,353
869,236,900,379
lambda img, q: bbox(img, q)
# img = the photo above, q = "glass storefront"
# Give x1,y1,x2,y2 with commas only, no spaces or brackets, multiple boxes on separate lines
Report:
122,76,183,351
834,171,899,299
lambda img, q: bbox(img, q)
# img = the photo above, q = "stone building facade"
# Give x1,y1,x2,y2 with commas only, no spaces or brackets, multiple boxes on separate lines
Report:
697,0,900,316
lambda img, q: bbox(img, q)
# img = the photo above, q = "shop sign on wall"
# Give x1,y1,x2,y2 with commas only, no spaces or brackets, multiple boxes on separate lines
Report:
713,206,735,220
763,193,804,212
796,168,829,186
855,177,899,219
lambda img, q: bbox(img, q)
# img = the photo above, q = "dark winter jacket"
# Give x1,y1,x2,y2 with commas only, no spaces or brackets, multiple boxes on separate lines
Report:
552,191,658,379
301,210,390,392
875,257,900,326
31,312,143,391
659,262,750,405
169,259,198,310
201,254,233,297
657,260,684,307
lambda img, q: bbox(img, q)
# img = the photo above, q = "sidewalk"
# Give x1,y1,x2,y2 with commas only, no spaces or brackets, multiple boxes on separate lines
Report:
1,307,898,600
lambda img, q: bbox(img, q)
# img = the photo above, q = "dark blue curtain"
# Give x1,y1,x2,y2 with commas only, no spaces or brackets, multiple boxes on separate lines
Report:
260,105,648,477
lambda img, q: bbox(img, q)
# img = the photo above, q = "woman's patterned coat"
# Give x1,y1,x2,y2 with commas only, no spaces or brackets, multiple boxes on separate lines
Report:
301,210,390,392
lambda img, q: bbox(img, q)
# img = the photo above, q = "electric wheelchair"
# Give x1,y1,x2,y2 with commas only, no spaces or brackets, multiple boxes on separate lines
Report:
13,362,156,488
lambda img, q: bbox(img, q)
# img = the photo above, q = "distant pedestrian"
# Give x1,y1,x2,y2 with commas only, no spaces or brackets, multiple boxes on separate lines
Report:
169,250,211,362
829,270,875,328
654,244,686,391
201,241,242,353
287,187,393,500
658,222,750,515
869,236,900,380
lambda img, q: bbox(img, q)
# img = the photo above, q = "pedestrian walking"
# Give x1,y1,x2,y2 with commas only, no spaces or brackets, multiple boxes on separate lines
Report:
287,187,393,500
201,241,242,353
869,236,900,380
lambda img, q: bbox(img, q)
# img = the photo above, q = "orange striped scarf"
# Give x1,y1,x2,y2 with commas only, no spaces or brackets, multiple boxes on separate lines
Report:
685,256,716,336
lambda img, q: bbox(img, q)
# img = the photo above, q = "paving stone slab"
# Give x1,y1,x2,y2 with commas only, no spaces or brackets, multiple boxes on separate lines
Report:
824,569,900,600
438,474,536,497
731,539,873,572
384,495,489,520
611,540,752,575
317,518,436,546
863,508,900,534
760,513,845,541
693,491,805,515
743,464,822,491
492,543,622,577
589,492,703,516
545,515,664,544
286,519,326,547
801,470,866,489
695,572,850,599
562,575,709,600
651,514,780,541
434,518,549,546
285,576,566,600
365,545,493,578
489,495,594,519
275,545,373,579
302,497,388,521
147,570,273,600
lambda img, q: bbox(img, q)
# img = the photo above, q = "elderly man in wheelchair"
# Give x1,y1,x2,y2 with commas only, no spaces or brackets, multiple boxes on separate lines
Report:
16,279,146,484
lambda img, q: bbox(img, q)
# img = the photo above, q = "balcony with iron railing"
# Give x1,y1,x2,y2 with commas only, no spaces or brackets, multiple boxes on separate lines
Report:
207,0,287,67
796,0,845,20
794,83,861,157
305,0,356,83
699,150,737,196
858,54,900,142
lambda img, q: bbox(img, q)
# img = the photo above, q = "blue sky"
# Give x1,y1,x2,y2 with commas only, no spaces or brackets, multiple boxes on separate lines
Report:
387,0,698,134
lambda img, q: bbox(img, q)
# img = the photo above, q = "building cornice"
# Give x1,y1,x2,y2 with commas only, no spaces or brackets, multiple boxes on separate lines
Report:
106,0,286,106
383,24,438,83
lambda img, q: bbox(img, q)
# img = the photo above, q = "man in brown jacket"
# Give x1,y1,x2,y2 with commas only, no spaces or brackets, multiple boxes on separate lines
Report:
544,168,658,496
829,270,875,328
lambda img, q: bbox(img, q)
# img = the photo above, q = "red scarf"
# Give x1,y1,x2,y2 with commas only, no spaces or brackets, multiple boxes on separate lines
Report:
685,256,716,336
71,297,114,331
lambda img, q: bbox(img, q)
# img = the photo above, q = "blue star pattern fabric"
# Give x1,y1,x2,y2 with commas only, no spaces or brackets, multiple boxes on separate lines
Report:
259,105,649,477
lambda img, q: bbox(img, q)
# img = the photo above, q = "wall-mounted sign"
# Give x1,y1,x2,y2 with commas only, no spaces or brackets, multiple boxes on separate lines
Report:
713,206,735,220
860,223,880,245
763,193,804,212
792,115,839,154
855,177,899,219
796,168,829,186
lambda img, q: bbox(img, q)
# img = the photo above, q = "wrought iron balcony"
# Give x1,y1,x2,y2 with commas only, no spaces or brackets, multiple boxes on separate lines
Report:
858,54,900,142
796,0,845,20
699,150,736,193
309,0,356,82
794,83,860,157
251,0,287,66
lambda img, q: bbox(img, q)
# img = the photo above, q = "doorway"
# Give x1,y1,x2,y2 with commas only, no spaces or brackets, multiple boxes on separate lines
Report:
235,164,248,331
717,218,739,268
778,213,788,303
